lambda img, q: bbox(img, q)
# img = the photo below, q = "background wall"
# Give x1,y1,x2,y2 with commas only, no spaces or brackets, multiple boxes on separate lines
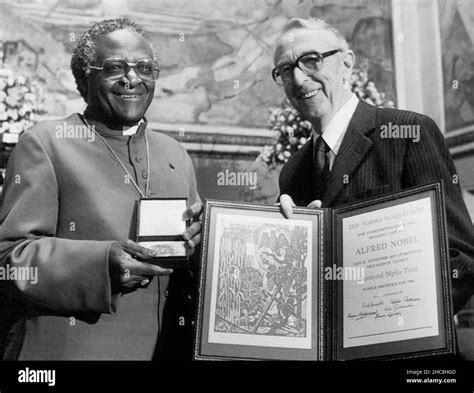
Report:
0,0,396,126
0,0,399,203
0,0,472,204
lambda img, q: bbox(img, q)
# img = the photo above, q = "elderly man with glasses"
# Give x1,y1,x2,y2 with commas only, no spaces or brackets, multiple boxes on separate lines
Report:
0,19,202,360
274,18,474,319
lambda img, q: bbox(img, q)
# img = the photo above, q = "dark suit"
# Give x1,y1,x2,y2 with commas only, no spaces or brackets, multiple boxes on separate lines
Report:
279,101,474,314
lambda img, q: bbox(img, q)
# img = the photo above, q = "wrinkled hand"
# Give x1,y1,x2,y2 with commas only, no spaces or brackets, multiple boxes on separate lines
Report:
109,240,173,294
279,194,296,219
279,194,322,218
307,200,322,209
182,202,203,256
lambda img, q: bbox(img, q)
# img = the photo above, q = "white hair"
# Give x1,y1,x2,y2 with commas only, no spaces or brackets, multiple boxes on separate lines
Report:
278,18,350,51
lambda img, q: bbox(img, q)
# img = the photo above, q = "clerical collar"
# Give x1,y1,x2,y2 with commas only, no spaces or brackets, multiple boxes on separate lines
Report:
81,115,147,137
122,119,145,136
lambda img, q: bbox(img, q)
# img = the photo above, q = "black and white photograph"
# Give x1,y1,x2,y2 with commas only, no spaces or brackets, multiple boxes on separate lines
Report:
0,0,473,391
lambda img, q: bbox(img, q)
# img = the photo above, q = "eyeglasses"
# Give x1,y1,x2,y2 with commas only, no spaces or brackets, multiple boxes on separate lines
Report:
88,58,160,82
272,50,341,86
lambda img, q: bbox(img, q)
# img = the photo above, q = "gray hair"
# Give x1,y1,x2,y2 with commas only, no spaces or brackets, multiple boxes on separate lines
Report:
71,18,150,101
279,18,350,51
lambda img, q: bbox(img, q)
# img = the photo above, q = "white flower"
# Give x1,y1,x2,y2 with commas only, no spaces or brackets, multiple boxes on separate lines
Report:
5,96,18,107
0,91,6,103
0,103,6,113
365,98,375,105
277,153,285,161
0,69,14,78
9,122,23,134
0,112,8,121
299,137,307,145
7,109,18,121
283,151,291,158
24,93,36,102
276,143,282,152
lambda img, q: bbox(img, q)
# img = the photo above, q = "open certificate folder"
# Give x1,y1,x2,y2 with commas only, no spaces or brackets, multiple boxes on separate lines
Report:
194,182,455,360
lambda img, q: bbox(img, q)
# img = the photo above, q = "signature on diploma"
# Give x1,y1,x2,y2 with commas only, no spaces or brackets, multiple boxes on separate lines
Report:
347,296,421,321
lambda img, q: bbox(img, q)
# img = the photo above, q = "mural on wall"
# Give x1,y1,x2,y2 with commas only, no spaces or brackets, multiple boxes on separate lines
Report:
439,0,474,133
0,0,396,128
0,0,397,204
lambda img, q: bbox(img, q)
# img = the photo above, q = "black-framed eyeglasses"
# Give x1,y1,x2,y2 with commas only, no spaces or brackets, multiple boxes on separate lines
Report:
272,49,341,86
88,58,160,82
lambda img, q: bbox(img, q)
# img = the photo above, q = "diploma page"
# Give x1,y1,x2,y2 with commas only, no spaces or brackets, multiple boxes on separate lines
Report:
341,197,439,349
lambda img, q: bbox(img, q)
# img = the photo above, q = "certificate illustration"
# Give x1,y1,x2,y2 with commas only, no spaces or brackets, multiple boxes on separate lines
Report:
208,214,312,349
195,201,322,361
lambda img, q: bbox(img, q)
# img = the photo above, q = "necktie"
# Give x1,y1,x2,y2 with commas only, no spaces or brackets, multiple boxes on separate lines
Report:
314,136,330,199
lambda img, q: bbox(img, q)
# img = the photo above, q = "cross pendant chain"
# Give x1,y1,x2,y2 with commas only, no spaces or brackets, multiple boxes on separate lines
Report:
81,115,151,198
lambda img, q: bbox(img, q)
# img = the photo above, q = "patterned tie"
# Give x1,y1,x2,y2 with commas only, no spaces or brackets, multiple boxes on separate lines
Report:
314,136,330,199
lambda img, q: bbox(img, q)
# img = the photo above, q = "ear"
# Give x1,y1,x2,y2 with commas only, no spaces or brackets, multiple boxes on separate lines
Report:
341,49,355,78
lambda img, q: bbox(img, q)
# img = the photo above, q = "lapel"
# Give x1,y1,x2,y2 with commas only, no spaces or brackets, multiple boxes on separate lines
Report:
322,101,377,206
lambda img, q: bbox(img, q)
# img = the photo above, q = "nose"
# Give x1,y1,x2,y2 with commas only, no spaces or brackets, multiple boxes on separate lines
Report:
292,66,310,87
123,66,141,87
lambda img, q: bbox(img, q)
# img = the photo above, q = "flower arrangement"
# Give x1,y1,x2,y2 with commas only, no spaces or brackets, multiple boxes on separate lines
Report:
258,107,313,167
0,67,44,139
350,60,395,108
257,60,395,167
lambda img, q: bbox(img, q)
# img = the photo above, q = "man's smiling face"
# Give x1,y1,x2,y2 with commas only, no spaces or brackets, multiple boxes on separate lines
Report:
274,28,353,128
86,29,155,128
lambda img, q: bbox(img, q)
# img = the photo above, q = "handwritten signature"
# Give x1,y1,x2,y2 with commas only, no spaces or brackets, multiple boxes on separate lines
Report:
348,296,421,320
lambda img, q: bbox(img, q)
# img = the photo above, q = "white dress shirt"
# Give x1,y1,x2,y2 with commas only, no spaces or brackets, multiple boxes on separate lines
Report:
316,94,359,170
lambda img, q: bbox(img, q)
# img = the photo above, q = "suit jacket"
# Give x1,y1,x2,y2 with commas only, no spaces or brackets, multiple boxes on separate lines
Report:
279,101,474,314
0,114,200,360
